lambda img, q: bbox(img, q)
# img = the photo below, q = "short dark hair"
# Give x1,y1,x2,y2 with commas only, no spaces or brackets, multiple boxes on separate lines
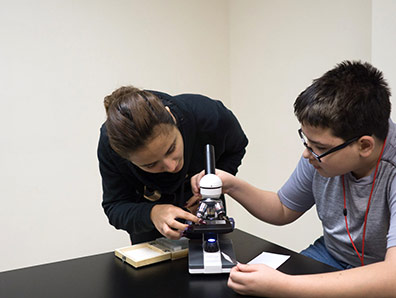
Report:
104,86,175,159
294,61,391,141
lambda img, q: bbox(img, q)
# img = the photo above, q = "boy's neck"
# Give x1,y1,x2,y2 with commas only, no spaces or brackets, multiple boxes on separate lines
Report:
351,140,385,179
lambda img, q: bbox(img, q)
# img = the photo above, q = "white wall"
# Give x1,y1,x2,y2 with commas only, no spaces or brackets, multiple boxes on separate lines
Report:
226,0,396,252
1,0,395,272
0,0,229,272
372,0,396,120
227,0,372,251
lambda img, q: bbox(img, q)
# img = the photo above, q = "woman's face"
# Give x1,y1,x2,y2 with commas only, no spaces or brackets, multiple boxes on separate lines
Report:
128,125,184,174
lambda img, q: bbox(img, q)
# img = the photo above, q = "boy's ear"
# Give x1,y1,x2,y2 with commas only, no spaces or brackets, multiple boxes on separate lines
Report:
358,136,375,157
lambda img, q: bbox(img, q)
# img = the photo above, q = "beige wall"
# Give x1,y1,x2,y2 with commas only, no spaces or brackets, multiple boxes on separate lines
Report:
226,0,396,252
372,0,396,120
0,0,229,272
1,0,395,272
227,0,372,251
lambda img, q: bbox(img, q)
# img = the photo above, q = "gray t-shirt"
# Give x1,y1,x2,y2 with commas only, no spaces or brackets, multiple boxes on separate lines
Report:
278,120,396,267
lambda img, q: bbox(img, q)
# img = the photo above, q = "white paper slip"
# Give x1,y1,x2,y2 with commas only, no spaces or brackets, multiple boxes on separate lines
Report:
248,252,290,269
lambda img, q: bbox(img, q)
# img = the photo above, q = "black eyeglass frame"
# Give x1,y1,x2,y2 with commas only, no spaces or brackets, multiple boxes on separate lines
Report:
298,128,363,162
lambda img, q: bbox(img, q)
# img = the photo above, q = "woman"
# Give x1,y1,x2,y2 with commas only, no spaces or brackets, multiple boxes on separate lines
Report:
97,86,248,244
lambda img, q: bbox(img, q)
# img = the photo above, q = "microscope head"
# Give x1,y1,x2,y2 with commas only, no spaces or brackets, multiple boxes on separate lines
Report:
199,173,222,199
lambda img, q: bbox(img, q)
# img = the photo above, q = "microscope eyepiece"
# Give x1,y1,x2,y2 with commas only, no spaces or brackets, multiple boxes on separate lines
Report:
205,144,215,175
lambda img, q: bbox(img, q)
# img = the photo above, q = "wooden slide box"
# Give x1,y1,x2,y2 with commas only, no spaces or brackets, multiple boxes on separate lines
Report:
114,237,189,268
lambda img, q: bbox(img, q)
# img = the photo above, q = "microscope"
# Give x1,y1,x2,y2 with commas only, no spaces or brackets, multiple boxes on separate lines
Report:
186,144,237,274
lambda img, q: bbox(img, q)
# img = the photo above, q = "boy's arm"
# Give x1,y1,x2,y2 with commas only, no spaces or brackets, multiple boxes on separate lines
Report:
290,246,396,297
191,169,303,225
229,246,396,297
224,173,303,225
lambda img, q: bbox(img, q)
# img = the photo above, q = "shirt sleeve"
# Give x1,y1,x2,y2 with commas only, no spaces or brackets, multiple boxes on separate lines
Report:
278,156,316,212
387,176,396,248
97,125,155,235
188,95,248,175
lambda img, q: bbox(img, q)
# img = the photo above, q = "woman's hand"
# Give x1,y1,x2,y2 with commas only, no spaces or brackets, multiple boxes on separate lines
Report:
150,204,199,239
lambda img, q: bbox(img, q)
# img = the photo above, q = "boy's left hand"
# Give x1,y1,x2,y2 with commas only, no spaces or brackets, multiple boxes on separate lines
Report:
228,263,285,297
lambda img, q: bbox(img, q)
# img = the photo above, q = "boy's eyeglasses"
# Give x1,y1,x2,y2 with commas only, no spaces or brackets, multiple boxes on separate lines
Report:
298,128,362,163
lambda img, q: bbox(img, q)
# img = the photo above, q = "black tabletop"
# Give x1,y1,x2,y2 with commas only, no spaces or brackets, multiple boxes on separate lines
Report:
0,229,336,298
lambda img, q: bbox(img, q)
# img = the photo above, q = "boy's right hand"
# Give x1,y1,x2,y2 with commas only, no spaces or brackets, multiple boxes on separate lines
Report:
190,169,235,196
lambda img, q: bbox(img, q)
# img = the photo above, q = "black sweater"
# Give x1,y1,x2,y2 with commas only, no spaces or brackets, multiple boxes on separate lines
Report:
97,90,248,243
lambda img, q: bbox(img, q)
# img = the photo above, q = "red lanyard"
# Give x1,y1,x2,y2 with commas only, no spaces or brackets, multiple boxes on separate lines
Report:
341,138,386,266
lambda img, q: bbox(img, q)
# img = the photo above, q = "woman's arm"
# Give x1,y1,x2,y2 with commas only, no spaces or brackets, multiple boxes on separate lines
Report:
98,126,199,238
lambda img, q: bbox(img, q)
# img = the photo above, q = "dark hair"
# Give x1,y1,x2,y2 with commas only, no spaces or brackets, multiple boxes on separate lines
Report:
294,61,391,141
104,86,175,159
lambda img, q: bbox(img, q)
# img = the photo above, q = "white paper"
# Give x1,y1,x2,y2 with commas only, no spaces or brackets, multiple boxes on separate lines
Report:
247,251,290,269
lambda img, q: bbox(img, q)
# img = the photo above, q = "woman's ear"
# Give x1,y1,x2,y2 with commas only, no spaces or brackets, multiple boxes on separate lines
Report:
358,136,375,157
165,106,177,124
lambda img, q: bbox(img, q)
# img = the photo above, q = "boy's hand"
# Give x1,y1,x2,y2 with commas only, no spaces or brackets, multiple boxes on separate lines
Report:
190,170,205,197
185,194,201,214
228,263,285,297
190,169,235,196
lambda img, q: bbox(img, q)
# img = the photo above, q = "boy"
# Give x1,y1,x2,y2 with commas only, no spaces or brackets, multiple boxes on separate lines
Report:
190,61,396,296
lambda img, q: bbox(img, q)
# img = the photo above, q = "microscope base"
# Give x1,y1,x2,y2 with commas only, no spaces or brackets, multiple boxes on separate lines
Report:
188,237,236,274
